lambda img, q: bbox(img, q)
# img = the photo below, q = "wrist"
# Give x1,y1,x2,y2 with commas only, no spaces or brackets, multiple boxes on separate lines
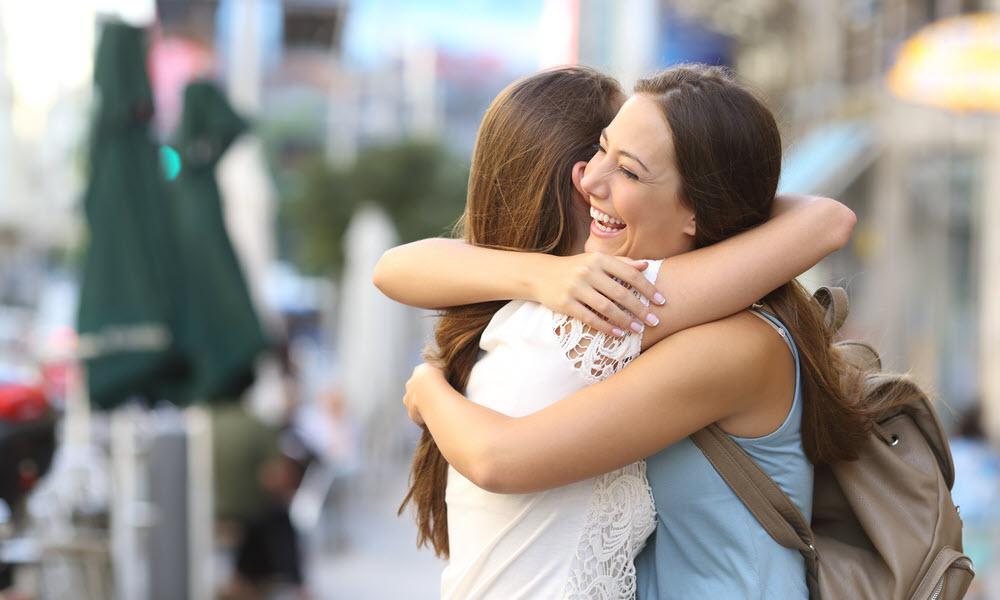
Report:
418,370,452,409
523,252,557,303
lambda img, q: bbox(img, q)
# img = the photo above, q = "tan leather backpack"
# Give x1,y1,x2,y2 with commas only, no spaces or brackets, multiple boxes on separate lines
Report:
691,287,974,600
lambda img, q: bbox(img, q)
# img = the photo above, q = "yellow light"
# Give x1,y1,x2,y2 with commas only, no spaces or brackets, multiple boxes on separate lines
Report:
887,13,1000,112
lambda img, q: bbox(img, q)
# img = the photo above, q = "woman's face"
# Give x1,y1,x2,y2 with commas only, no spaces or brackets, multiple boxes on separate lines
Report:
580,94,696,259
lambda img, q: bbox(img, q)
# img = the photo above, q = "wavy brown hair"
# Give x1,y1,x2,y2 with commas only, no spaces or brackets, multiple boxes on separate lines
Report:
634,64,873,464
398,67,625,557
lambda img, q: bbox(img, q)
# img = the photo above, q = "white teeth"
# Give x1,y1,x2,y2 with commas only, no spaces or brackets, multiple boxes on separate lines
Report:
590,206,624,226
594,220,617,233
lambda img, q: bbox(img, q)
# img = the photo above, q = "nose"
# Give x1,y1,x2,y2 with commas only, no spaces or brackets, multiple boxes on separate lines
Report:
581,153,609,200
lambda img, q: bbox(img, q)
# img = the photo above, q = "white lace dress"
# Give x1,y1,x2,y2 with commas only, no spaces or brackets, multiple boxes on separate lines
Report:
440,261,662,600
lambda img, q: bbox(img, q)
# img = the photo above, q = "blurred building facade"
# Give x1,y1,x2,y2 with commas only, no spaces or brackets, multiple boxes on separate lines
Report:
0,3,91,309
578,0,1000,433
724,0,1000,436
0,14,10,228
213,0,483,165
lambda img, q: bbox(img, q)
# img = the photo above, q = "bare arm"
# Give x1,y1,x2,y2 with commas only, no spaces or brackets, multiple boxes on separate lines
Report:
640,194,854,348
374,239,552,309
374,194,854,340
404,313,783,493
373,239,659,335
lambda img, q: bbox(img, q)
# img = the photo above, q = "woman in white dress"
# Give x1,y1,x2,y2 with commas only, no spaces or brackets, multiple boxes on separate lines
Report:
375,66,855,599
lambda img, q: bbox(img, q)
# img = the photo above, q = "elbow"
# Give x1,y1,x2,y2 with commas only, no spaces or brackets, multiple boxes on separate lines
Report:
824,198,857,251
371,250,396,296
463,444,520,494
467,461,506,493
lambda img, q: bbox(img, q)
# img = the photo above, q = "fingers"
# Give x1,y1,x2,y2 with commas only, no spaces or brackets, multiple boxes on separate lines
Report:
589,273,650,327
552,253,666,336
623,258,649,271
564,299,624,337
404,364,436,426
402,388,424,426
609,256,666,307
577,289,640,335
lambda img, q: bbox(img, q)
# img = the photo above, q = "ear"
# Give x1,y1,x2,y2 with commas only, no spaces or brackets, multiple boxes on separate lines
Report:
571,161,588,202
682,212,697,238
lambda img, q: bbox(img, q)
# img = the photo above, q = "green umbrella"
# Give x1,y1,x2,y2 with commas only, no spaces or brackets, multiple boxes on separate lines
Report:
166,80,269,404
77,22,185,409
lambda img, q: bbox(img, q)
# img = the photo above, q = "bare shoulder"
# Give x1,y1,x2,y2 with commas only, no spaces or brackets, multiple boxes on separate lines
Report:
665,309,785,356
707,311,797,435
641,311,792,394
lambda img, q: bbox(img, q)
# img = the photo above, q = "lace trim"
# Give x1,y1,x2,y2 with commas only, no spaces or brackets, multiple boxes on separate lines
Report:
563,461,657,599
556,267,658,598
552,280,651,383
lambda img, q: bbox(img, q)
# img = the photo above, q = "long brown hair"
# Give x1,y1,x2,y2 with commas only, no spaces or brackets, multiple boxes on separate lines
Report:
634,65,872,465
399,67,625,557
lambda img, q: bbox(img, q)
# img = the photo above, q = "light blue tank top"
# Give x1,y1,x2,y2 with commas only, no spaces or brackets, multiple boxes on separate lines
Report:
635,310,813,599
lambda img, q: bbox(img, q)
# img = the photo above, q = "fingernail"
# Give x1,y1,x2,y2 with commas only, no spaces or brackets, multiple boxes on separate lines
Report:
630,321,644,333
612,327,626,337
653,292,666,305
645,313,660,326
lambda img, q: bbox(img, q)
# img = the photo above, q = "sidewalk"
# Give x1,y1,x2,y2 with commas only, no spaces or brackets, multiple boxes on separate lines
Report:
302,456,1000,599
306,459,443,599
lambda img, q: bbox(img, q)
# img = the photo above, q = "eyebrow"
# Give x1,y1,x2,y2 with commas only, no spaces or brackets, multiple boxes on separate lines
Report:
601,129,651,174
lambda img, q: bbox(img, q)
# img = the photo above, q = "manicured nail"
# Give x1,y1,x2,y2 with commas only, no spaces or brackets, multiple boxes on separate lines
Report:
653,292,666,305
630,321,644,333
645,313,660,326
612,327,626,337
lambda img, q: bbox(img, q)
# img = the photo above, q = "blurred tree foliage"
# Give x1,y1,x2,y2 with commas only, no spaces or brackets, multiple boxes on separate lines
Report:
281,139,469,276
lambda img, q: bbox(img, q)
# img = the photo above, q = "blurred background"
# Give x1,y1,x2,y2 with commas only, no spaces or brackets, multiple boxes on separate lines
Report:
0,0,998,598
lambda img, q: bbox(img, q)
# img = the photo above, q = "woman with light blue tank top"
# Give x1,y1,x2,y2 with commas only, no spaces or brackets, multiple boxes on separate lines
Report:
636,309,813,599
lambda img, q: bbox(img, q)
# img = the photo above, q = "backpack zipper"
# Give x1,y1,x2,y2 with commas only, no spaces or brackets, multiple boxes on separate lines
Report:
927,556,974,600
929,578,943,600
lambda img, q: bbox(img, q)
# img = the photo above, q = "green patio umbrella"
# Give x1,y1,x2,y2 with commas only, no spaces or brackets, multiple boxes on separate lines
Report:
165,80,269,404
77,22,185,409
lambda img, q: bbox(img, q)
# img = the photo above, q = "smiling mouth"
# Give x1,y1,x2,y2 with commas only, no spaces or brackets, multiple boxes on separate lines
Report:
590,206,626,235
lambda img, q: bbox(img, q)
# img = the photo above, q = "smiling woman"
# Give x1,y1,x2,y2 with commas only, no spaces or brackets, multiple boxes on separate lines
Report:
582,96,695,260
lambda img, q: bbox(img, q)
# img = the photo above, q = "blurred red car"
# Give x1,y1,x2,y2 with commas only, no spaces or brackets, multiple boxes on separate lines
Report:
0,384,48,423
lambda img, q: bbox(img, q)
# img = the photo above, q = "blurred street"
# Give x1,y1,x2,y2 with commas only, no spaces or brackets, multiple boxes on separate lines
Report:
306,459,441,600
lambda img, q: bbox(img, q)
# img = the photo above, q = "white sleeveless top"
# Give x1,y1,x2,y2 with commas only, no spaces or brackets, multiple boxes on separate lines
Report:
441,261,662,600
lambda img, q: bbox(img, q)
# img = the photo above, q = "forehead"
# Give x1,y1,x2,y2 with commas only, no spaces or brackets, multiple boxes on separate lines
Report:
605,94,674,170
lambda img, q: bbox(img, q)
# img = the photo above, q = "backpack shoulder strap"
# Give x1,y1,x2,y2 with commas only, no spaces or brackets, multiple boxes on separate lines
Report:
690,424,816,559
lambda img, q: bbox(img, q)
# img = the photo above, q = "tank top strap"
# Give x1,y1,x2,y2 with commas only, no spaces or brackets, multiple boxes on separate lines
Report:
730,308,803,445
748,308,797,357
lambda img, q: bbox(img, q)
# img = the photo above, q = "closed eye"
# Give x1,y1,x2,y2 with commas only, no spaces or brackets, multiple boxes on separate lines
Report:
594,143,639,181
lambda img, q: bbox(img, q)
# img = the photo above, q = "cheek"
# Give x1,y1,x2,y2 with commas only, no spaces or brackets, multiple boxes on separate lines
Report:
617,193,663,231
618,192,686,250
